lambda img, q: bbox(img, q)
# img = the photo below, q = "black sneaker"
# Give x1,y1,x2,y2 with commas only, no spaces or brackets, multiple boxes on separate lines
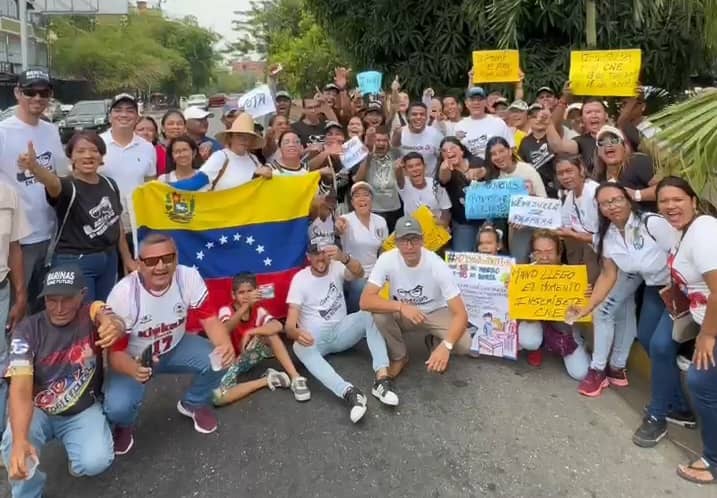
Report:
632,416,667,448
372,378,399,406
666,410,697,429
343,386,367,423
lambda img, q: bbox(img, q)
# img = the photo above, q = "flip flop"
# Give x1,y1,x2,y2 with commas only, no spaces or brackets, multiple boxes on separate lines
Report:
676,458,717,485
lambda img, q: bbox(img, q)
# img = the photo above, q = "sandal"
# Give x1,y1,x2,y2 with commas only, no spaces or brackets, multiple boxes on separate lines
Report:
676,457,717,485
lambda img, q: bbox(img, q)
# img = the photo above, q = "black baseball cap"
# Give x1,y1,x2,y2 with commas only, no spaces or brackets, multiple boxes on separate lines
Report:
18,68,52,89
39,264,86,297
110,93,138,110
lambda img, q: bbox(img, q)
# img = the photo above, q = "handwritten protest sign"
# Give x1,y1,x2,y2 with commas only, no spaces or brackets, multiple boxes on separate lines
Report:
446,252,517,359
465,178,528,220
238,85,276,118
472,50,520,84
508,264,591,323
508,195,562,229
383,205,450,252
357,71,383,95
569,49,641,97
340,136,369,169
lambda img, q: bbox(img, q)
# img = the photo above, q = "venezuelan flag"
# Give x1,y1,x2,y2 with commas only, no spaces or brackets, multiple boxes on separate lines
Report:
131,173,320,330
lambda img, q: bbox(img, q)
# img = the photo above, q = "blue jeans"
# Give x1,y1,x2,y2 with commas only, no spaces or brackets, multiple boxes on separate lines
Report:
0,283,9,429
104,334,224,428
591,271,642,370
687,344,717,467
344,278,366,314
1,403,113,498
637,286,690,419
292,311,390,398
53,249,118,303
451,221,480,252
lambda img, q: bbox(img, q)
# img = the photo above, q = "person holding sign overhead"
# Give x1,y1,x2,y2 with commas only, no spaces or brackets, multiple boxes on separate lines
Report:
454,86,513,159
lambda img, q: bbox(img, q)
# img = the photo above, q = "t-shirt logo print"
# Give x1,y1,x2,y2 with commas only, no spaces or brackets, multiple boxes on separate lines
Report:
16,151,52,184
83,196,119,239
318,282,343,320
395,285,430,306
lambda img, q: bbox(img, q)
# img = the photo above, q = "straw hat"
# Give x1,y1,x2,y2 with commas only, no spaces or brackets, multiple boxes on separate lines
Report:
216,112,265,149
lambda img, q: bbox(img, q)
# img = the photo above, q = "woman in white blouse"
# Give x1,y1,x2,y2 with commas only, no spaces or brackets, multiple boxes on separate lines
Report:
158,135,201,185
335,181,389,313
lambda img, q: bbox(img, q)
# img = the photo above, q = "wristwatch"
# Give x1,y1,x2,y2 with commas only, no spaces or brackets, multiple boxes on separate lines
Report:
342,254,351,265
442,340,454,352
634,189,642,202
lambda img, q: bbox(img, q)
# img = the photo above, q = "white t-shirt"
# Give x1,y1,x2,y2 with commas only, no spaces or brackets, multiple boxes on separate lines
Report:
308,214,335,247
368,248,460,314
669,215,717,324
286,260,348,334
200,149,259,191
599,212,678,286
0,116,68,244
398,177,451,217
454,115,514,159
99,131,157,232
399,126,443,177
108,265,209,358
561,179,599,234
499,162,547,198
0,182,30,281
339,211,388,274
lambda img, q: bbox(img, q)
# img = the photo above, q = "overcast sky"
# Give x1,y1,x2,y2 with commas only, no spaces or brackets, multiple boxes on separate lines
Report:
158,0,252,49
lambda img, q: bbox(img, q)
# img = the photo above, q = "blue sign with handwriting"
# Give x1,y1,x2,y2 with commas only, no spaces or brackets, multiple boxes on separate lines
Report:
357,71,383,96
465,178,528,219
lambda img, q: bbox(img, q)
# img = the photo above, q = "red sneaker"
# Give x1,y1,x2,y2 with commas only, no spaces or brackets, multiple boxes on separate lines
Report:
526,350,543,367
578,368,608,397
177,401,218,434
606,366,629,387
113,426,135,455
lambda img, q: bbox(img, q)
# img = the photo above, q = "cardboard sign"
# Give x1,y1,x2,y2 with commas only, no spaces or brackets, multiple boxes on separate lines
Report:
508,195,562,229
357,71,383,95
472,50,520,84
382,205,451,252
569,49,641,97
238,84,276,118
465,178,528,220
508,264,591,323
340,136,369,169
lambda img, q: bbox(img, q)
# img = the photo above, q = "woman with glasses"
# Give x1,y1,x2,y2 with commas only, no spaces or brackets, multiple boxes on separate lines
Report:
567,182,695,446
158,135,201,184
270,130,309,176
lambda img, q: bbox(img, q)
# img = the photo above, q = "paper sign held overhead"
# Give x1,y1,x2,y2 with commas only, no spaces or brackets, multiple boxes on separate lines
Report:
238,85,276,118
569,49,641,97
340,136,369,169
382,205,450,252
357,71,383,96
508,195,562,229
465,178,528,220
472,50,521,84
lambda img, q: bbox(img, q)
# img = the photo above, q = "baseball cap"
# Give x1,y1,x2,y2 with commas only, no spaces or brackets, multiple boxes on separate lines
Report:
494,97,509,106
323,83,340,92
184,106,214,120
365,100,383,113
275,90,292,100
596,125,625,143
222,100,239,117
528,102,543,114
465,86,486,99
507,100,528,112
395,216,423,239
324,120,343,132
351,181,374,196
110,93,137,110
536,86,555,96
18,68,52,89
39,264,86,298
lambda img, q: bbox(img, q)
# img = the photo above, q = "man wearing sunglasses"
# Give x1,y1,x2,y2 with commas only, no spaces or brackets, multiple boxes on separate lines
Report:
103,233,234,456
0,68,68,314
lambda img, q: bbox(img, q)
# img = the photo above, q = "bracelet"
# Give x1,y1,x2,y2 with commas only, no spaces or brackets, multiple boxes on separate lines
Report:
343,254,350,265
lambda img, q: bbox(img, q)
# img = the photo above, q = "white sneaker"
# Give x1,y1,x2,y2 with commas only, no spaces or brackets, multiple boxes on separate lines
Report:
291,376,311,402
343,386,368,423
265,368,290,391
372,378,399,406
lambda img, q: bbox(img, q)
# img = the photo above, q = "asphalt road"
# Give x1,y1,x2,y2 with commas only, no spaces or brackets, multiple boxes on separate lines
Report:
0,332,712,498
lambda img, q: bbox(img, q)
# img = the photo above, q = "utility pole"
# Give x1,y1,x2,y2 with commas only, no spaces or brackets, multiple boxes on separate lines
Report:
20,0,28,69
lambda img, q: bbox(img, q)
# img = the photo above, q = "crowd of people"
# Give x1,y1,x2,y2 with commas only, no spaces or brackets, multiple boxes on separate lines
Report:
0,63,715,497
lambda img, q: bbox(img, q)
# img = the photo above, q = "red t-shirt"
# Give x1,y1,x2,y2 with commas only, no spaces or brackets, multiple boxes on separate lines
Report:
218,305,274,354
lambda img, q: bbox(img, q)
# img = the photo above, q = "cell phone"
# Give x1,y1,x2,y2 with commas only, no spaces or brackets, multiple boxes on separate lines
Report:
259,283,275,300
139,344,154,368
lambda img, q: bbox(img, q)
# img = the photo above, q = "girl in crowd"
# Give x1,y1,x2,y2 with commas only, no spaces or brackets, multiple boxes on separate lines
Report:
161,109,187,144
435,137,485,251
555,154,600,283
270,130,310,176
483,136,547,263
17,131,129,301
475,223,503,255
158,135,201,184
396,151,451,228
347,115,365,140
135,116,167,175
517,229,590,379
441,95,463,137
655,176,717,485
335,181,389,313
262,114,291,163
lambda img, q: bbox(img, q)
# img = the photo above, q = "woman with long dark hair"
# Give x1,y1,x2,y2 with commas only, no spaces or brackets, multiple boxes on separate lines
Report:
135,115,167,175
158,135,201,184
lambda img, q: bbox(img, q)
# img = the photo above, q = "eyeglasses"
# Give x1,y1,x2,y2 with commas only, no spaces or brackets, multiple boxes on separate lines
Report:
598,197,628,209
140,253,176,267
281,139,302,146
397,236,422,246
22,88,51,99
597,136,623,147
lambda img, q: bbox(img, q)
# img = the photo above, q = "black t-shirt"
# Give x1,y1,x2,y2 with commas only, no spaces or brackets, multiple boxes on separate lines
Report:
48,175,122,254
518,134,557,198
439,156,485,224
292,120,326,146
574,133,597,174
620,153,656,212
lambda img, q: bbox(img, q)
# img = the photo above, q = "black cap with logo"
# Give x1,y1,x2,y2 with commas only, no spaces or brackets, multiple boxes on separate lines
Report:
18,68,52,89
39,264,87,297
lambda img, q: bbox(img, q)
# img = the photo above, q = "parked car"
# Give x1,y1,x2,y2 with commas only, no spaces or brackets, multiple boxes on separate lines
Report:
60,104,74,114
186,93,209,110
58,100,111,143
208,93,227,108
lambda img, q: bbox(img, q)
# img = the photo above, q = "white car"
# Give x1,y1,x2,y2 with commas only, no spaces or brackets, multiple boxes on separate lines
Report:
186,94,208,110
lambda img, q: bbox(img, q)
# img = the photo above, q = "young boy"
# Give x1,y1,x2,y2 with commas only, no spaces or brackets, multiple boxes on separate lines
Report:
214,274,311,406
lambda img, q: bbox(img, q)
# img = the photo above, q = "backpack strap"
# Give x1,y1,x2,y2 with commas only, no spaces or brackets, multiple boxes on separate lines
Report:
45,179,77,267
210,152,230,191
641,212,661,242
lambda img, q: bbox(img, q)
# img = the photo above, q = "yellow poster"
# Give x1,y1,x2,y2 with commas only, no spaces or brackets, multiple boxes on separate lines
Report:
382,205,451,252
508,264,591,323
569,49,641,97
472,50,520,84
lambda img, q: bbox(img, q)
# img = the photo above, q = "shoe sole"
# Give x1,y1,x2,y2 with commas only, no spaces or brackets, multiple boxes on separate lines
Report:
607,377,629,387
666,417,697,429
350,405,367,423
293,391,311,402
632,430,667,448
114,435,134,456
371,387,399,406
578,379,609,397
176,401,217,434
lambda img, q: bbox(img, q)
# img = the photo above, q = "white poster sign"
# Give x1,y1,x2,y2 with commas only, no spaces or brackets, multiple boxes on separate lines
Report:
340,136,369,169
508,195,562,229
238,85,276,118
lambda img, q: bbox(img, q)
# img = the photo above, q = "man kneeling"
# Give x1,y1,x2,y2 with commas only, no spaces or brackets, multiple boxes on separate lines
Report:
2,265,123,497
360,216,470,377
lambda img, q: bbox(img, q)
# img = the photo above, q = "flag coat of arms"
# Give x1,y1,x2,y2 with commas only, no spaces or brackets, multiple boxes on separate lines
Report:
131,173,320,331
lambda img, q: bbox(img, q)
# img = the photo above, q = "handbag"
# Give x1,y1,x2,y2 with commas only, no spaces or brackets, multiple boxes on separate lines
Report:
661,223,699,343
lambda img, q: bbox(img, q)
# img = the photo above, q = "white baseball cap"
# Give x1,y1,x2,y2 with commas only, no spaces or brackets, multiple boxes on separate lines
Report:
183,106,214,120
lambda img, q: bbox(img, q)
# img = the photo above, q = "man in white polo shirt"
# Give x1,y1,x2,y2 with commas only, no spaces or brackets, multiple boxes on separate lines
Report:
360,216,470,378
100,93,156,275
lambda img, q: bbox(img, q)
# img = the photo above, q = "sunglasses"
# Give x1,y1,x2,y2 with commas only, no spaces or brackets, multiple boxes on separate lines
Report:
598,197,628,209
22,88,51,99
140,253,176,267
597,136,623,147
